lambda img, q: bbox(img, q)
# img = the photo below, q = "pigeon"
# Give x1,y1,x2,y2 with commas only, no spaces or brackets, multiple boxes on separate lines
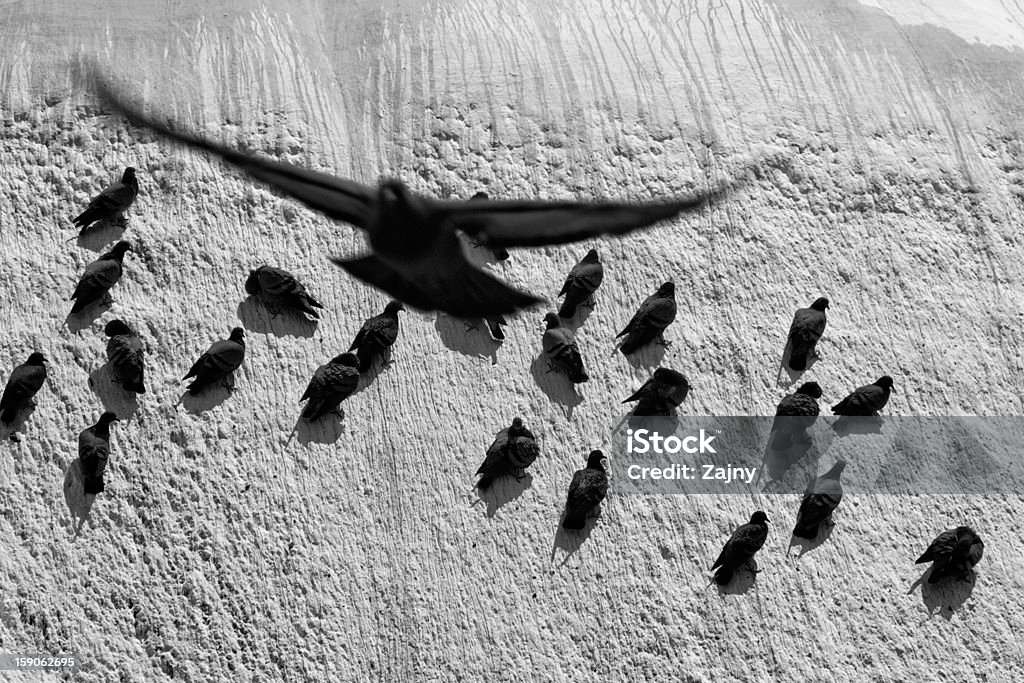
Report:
786,297,828,371
299,353,361,420
182,328,246,395
93,74,731,317
622,367,690,416
72,167,138,234
103,320,147,394
616,282,676,355
770,381,822,450
245,265,324,319
69,241,131,314
542,312,588,383
561,450,609,529
831,376,894,416
475,417,540,490
0,353,48,423
710,511,770,586
467,192,509,261
349,301,404,372
792,460,846,539
916,526,985,583
79,412,118,495
558,249,604,318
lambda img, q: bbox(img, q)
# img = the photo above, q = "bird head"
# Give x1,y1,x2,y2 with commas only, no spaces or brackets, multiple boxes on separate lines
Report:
108,241,132,258
586,449,607,470
796,381,823,399
657,282,675,297
511,417,524,429
333,352,361,368
469,191,489,201
104,319,133,337
827,460,847,477
98,411,119,426
811,297,829,311
584,248,600,261
229,327,246,342
875,376,895,391
122,167,137,183
750,511,770,525
26,352,46,365
543,312,560,329
244,268,264,296
653,367,688,386
384,300,405,315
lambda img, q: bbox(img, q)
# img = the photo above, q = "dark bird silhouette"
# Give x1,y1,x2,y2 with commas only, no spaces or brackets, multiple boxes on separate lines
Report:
0,353,48,423
72,167,138,233
561,450,609,529
80,412,118,495
299,353,361,420
711,511,770,586
792,460,846,539
245,265,324,319
69,241,131,314
93,75,731,317
832,376,894,416
770,381,822,450
542,312,588,383
558,249,604,318
349,300,403,372
622,367,690,416
616,282,676,355
916,526,985,583
475,417,540,490
183,328,246,395
104,319,146,394
786,297,828,371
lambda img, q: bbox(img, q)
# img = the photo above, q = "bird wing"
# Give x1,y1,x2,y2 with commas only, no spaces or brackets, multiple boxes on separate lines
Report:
299,365,326,402
916,529,958,564
93,75,374,228
622,378,655,404
72,260,122,299
1,365,45,408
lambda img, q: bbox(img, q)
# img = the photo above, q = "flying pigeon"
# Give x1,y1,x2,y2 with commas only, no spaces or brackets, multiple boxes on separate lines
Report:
0,353,48,423
542,312,588,383
710,511,770,586
72,167,138,234
792,460,846,539
103,320,147,394
299,352,361,420
786,298,828,371
475,417,540,490
916,526,985,583
79,411,118,495
616,282,676,355
245,265,324,319
69,241,131,314
622,367,690,416
93,75,730,318
182,328,246,395
832,376,894,416
770,381,822,450
466,192,509,261
561,450,609,529
558,249,604,318
349,300,404,372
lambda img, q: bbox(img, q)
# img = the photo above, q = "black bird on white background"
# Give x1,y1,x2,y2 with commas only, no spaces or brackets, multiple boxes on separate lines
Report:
72,167,138,235
542,313,588,384
104,319,147,394
245,265,324,319
183,328,246,395
475,417,540,490
93,73,732,318
557,249,604,319
785,297,828,372
79,411,118,495
561,450,609,530
622,367,690,416
916,526,985,583
791,460,846,542
832,376,894,416
710,511,770,586
299,353,361,421
69,240,131,314
0,353,47,424
615,282,677,355
770,381,822,450
349,301,404,372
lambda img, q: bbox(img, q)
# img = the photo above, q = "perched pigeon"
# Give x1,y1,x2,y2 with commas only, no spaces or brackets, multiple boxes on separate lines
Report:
770,381,822,450
832,376,894,416
468,192,509,261
94,75,731,317
182,328,246,395
562,450,609,529
558,249,604,318
916,526,985,583
0,353,47,423
69,241,131,314
792,460,846,539
299,353,361,421
786,298,828,371
616,282,676,355
622,367,690,416
72,167,138,233
349,301,404,372
79,411,118,495
245,265,324,319
542,312,588,383
475,417,540,490
104,320,146,394
710,511,770,586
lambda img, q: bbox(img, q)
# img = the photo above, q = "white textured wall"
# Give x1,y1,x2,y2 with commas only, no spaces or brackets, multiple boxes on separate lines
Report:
0,0,1022,680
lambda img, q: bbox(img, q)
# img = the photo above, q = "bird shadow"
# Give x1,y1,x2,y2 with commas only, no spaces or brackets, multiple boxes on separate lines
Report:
63,458,95,536
621,341,668,369
529,354,583,418
909,568,978,621
0,405,37,440
714,560,760,596
237,298,317,338
355,349,393,390
64,299,111,334
475,473,533,518
549,511,600,566
75,221,126,252
757,434,817,489
291,413,346,445
178,383,233,414
88,364,139,420
433,314,501,364
558,303,594,332
776,343,819,388
831,415,884,437
787,522,836,558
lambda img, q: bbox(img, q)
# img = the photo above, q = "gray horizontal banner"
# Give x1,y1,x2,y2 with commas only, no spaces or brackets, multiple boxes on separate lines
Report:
608,416,1024,494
